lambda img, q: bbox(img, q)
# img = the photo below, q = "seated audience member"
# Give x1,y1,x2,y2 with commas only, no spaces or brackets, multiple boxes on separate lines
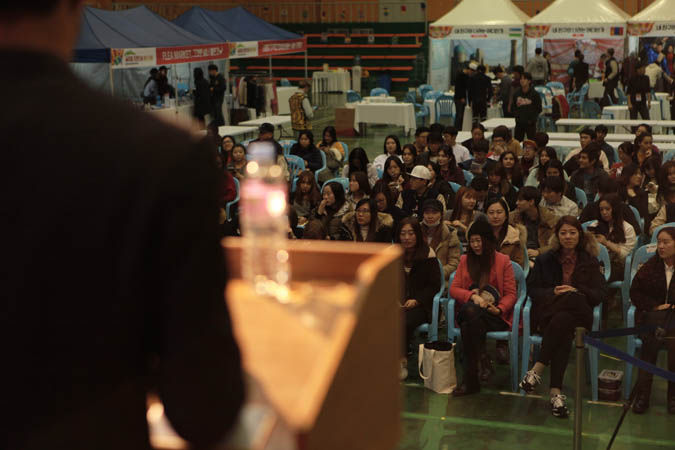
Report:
428,161,455,209
421,199,461,280
373,135,403,172
398,217,442,379
470,176,494,213
462,123,488,155
487,164,518,211
309,181,352,240
511,187,558,266
618,164,649,232
417,133,443,166
563,128,610,174
489,126,510,161
438,145,466,185
215,153,237,206
227,143,247,182
303,219,327,240
634,123,662,154
525,146,557,187
502,125,523,157
317,126,345,178
580,178,642,236
402,144,417,174
372,181,406,231
382,156,410,207
499,150,525,188
595,124,616,166
486,197,526,269
450,219,517,396
253,123,289,181
442,125,471,164
519,139,538,176
540,176,579,219
522,216,607,418
292,170,322,225
339,198,393,243
402,166,446,218
628,226,675,414
649,185,675,234
610,142,637,179
290,130,323,172
460,140,497,178
449,186,481,243
220,135,236,166
569,144,610,201
586,193,637,282
342,147,379,187
644,156,662,215
346,171,371,210
413,126,430,156
544,159,578,204
635,133,657,166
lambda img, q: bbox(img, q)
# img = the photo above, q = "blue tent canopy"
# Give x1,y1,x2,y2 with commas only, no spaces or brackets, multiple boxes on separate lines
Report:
173,6,301,43
74,6,218,63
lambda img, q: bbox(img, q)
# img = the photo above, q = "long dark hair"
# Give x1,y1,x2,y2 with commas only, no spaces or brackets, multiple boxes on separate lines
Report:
193,67,205,82
485,197,510,245
450,186,477,222
297,130,315,147
438,145,457,172
618,141,637,165
467,229,497,289
372,180,396,212
596,193,627,244
642,155,661,188
499,150,524,187
618,163,643,191
396,217,430,266
320,126,338,146
294,170,322,206
657,160,675,201
487,163,511,196
324,181,346,214
383,134,402,155
346,147,370,177
350,171,371,196
536,148,559,182
555,216,589,254
354,198,379,242
382,156,407,185
402,144,418,170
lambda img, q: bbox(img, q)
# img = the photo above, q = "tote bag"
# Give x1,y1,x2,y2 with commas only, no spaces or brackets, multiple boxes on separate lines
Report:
417,341,457,394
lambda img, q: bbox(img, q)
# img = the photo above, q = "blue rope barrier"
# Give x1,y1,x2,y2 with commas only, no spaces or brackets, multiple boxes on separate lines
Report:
583,335,675,383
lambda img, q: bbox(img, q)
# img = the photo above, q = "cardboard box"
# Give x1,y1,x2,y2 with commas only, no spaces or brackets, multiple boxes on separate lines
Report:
334,107,356,137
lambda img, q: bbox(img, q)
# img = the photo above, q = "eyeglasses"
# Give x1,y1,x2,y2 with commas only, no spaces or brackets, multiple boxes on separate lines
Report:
356,209,371,215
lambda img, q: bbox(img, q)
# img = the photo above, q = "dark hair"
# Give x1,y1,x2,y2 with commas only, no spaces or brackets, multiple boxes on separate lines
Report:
513,65,524,74
415,126,431,137
372,180,396,211
656,227,675,248
466,220,497,288
450,186,478,222
259,122,275,134
0,1,65,15
474,139,490,154
396,217,431,265
544,159,565,177
346,147,370,177
537,147,559,182
304,220,327,240
470,176,489,191
402,144,417,168
580,143,602,168
427,161,442,181
349,171,372,196
554,216,589,254
443,126,459,137
429,123,445,135
580,128,597,140
492,125,510,141
642,155,661,187
232,143,247,158
618,141,637,164
494,65,505,74
295,170,322,206
382,156,407,186
635,132,653,147
353,198,379,242
208,64,218,71
522,72,533,81
438,145,458,172
428,133,443,145
321,126,338,146
637,123,653,134
323,181,346,214
471,123,486,134
541,175,565,194
618,164,643,191
598,177,619,195
657,160,675,201
485,197,510,243
297,130,314,147
193,67,205,82
383,135,402,155
533,132,549,149
487,163,511,196
597,193,627,244
595,124,608,135
535,48,542,55
608,48,615,56
518,186,541,205
499,150,524,187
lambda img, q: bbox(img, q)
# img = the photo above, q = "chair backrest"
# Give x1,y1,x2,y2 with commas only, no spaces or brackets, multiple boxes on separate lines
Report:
346,90,361,103
511,261,526,307
339,141,349,162
449,181,461,193
424,90,443,101
403,91,417,104
315,150,328,183
463,170,474,184
617,87,627,103
285,155,306,179
650,222,675,243
629,243,657,286
418,84,433,96
322,177,350,193
435,95,454,122
596,243,612,282
546,81,565,95
534,86,552,107
627,204,644,234
225,177,240,218
278,139,297,156
575,187,588,208
376,167,383,179
581,220,595,231
370,87,388,97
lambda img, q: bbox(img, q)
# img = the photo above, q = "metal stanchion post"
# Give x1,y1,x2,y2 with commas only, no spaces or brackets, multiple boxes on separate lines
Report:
573,327,585,450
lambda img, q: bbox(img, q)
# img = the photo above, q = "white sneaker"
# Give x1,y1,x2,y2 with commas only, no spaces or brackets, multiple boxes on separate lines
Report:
550,394,569,418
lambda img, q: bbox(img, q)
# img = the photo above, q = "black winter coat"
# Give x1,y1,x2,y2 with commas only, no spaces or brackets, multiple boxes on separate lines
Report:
404,252,442,320
193,77,213,118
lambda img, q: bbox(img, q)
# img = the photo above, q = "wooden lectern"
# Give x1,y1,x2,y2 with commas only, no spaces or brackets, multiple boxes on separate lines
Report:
149,239,403,450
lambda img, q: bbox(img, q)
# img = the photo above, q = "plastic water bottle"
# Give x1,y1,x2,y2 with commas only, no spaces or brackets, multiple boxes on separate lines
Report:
240,141,291,302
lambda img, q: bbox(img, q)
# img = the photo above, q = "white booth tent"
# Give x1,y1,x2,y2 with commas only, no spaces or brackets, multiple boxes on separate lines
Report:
428,0,529,91
525,0,629,85
627,0,675,55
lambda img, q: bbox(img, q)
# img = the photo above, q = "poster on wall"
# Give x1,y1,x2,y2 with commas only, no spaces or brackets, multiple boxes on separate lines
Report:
429,38,451,91
453,39,522,68
543,38,624,84
111,48,157,69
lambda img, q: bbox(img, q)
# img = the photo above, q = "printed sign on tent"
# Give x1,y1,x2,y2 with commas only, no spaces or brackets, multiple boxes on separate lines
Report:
156,44,229,65
629,22,675,37
258,38,307,57
229,41,259,59
430,25,523,40
111,48,157,69
527,24,624,39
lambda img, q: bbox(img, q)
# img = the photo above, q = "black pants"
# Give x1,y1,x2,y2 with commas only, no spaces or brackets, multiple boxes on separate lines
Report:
602,80,618,106
629,102,650,133
455,100,466,129
514,122,537,142
472,101,487,123
458,302,508,388
635,309,675,400
212,100,225,127
404,306,428,354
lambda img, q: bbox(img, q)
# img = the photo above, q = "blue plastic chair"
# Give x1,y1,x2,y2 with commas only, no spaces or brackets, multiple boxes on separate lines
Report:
435,95,455,123
279,139,297,156
404,91,429,125
535,86,554,131
370,87,388,97
339,141,349,163
546,81,565,93
322,177,350,193
567,84,589,118
285,155,305,180
424,90,444,101
445,261,526,392
449,181,461,193
415,259,446,343
650,222,675,243
346,90,361,103
624,243,659,399
225,177,240,219
418,84,433,99
463,170,474,185
376,167,383,179
627,205,644,235
575,187,588,209
616,87,628,106
315,150,330,184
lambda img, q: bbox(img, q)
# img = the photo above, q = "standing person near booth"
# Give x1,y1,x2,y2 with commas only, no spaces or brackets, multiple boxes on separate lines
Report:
454,62,475,129
526,48,549,87
157,65,173,98
511,72,542,142
193,67,212,128
1,1,245,449
602,48,620,106
469,65,492,123
289,80,314,134
142,68,159,105
208,64,226,127
627,62,652,126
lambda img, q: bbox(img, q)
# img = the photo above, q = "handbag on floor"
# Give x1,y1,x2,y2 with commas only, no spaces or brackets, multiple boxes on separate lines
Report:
418,341,457,394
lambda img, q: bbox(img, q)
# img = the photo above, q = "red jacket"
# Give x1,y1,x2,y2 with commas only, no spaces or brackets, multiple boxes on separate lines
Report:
222,170,237,205
449,251,518,326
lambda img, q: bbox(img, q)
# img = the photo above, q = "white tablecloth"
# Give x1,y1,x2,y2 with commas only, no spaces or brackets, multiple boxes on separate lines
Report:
312,71,351,93
481,118,515,130
276,87,297,115
354,103,416,134
239,115,291,128
148,104,198,127
362,96,397,103
602,104,662,132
